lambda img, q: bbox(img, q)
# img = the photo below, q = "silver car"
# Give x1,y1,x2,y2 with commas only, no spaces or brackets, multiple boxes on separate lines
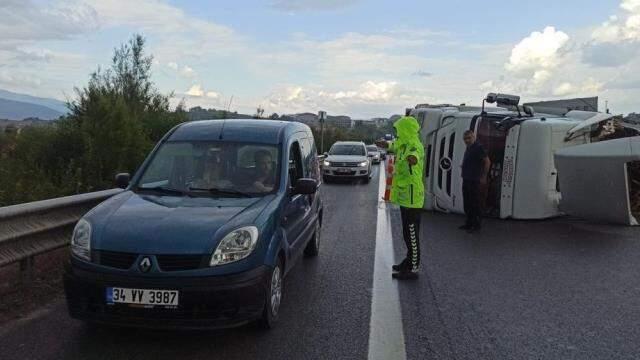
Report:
322,141,371,183
366,145,381,164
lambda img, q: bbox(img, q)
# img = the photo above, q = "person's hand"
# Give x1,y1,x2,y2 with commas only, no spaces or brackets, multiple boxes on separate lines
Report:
253,181,267,192
407,155,417,166
375,140,388,148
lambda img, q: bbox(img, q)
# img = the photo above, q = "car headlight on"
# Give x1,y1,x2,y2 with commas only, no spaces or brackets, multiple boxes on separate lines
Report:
210,226,259,266
359,161,368,167
323,160,330,167
71,219,91,261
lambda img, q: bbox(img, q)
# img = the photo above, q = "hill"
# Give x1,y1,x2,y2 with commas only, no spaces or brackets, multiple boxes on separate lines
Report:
0,89,68,115
0,98,64,120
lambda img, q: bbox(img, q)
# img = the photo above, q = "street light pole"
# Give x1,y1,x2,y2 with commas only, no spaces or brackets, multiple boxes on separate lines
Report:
318,111,326,153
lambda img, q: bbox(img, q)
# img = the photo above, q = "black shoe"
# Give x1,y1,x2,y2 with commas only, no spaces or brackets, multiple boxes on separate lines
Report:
392,259,408,272
459,225,471,230
392,271,419,280
466,226,481,234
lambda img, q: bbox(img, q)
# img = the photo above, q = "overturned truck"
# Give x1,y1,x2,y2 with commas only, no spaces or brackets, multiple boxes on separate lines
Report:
409,93,640,225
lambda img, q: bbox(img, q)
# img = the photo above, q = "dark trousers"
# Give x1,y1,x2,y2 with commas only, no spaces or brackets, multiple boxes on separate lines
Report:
400,207,421,272
463,180,482,229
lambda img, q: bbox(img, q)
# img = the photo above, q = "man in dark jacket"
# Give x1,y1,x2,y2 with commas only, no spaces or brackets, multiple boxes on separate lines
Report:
460,130,490,233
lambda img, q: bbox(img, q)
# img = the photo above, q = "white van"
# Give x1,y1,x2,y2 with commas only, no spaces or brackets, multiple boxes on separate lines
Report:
410,99,627,220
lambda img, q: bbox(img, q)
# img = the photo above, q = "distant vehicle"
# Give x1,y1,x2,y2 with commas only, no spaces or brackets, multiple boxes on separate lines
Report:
64,119,324,329
366,145,381,164
322,141,371,183
384,134,394,141
409,93,640,223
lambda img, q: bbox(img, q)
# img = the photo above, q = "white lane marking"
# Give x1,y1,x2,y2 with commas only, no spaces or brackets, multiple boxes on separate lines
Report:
368,164,407,360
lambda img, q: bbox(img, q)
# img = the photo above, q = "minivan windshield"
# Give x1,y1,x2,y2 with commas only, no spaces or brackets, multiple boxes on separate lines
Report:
135,141,280,197
366,145,378,152
330,144,366,156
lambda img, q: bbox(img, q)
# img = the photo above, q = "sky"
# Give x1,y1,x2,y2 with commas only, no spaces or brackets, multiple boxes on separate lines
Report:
2,0,640,118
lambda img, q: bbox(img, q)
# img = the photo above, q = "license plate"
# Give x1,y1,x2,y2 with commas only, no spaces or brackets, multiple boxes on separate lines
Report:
336,168,350,173
106,287,179,306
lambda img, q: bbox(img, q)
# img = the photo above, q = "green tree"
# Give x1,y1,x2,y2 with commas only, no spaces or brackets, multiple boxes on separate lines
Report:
67,34,187,192
0,34,190,206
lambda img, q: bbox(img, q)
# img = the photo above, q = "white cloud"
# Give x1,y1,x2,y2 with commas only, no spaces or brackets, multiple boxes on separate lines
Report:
165,62,196,78
553,82,575,96
0,70,42,88
585,0,640,67
180,65,195,78
506,26,570,77
263,81,427,117
82,0,242,59
252,30,441,84
0,0,98,44
185,84,204,97
206,91,219,99
622,0,640,12
269,0,358,12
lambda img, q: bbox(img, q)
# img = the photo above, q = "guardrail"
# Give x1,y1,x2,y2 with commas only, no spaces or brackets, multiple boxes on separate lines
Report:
0,189,123,281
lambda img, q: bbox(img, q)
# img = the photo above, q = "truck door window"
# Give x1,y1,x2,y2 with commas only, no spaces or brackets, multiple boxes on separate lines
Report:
425,145,432,178
446,133,455,196
438,137,446,189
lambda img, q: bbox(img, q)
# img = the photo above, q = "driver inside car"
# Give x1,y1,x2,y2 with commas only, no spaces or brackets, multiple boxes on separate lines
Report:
251,150,275,192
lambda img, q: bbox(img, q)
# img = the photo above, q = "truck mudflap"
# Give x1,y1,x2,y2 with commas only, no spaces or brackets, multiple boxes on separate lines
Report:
554,137,640,226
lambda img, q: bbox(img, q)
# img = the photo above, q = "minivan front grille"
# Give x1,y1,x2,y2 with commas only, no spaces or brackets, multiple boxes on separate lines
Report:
156,255,204,271
96,250,137,270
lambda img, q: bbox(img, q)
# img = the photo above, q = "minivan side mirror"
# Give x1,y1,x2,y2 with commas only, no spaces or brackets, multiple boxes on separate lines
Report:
115,173,131,189
323,152,328,157
292,178,318,195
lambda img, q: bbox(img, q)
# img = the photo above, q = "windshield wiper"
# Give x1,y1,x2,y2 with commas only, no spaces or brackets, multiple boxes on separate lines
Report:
188,187,252,198
137,186,186,196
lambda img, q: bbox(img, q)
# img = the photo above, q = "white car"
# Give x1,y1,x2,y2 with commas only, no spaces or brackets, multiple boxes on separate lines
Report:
322,141,371,183
366,145,381,164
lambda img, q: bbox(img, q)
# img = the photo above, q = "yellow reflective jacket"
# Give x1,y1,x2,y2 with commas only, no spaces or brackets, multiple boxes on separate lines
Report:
388,116,425,208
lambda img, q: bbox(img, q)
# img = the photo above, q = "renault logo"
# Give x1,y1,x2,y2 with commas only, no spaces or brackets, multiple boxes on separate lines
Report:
139,257,152,273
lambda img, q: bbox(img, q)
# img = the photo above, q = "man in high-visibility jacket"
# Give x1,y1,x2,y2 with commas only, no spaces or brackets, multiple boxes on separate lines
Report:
376,115,425,280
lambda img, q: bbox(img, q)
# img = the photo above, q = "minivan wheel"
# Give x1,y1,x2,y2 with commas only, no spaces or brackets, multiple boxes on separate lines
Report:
304,220,321,257
259,259,283,329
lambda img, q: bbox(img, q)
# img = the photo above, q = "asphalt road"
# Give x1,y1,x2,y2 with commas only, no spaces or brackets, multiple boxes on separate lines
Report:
2,163,640,360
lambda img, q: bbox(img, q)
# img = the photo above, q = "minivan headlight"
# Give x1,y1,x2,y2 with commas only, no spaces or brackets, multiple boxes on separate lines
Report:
323,160,330,166
210,226,259,266
359,161,368,167
71,219,91,261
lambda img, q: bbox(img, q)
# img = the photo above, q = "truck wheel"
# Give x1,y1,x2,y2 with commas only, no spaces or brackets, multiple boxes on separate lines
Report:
258,259,283,329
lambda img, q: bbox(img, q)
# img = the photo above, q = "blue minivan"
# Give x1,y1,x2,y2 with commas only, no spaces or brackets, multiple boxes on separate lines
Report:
64,119,323,329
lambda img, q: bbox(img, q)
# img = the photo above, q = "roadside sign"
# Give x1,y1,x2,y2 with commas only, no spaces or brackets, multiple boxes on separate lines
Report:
318,111,326,123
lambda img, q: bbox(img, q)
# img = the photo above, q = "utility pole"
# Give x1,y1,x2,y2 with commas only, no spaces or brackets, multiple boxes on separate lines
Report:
318,111,327,153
